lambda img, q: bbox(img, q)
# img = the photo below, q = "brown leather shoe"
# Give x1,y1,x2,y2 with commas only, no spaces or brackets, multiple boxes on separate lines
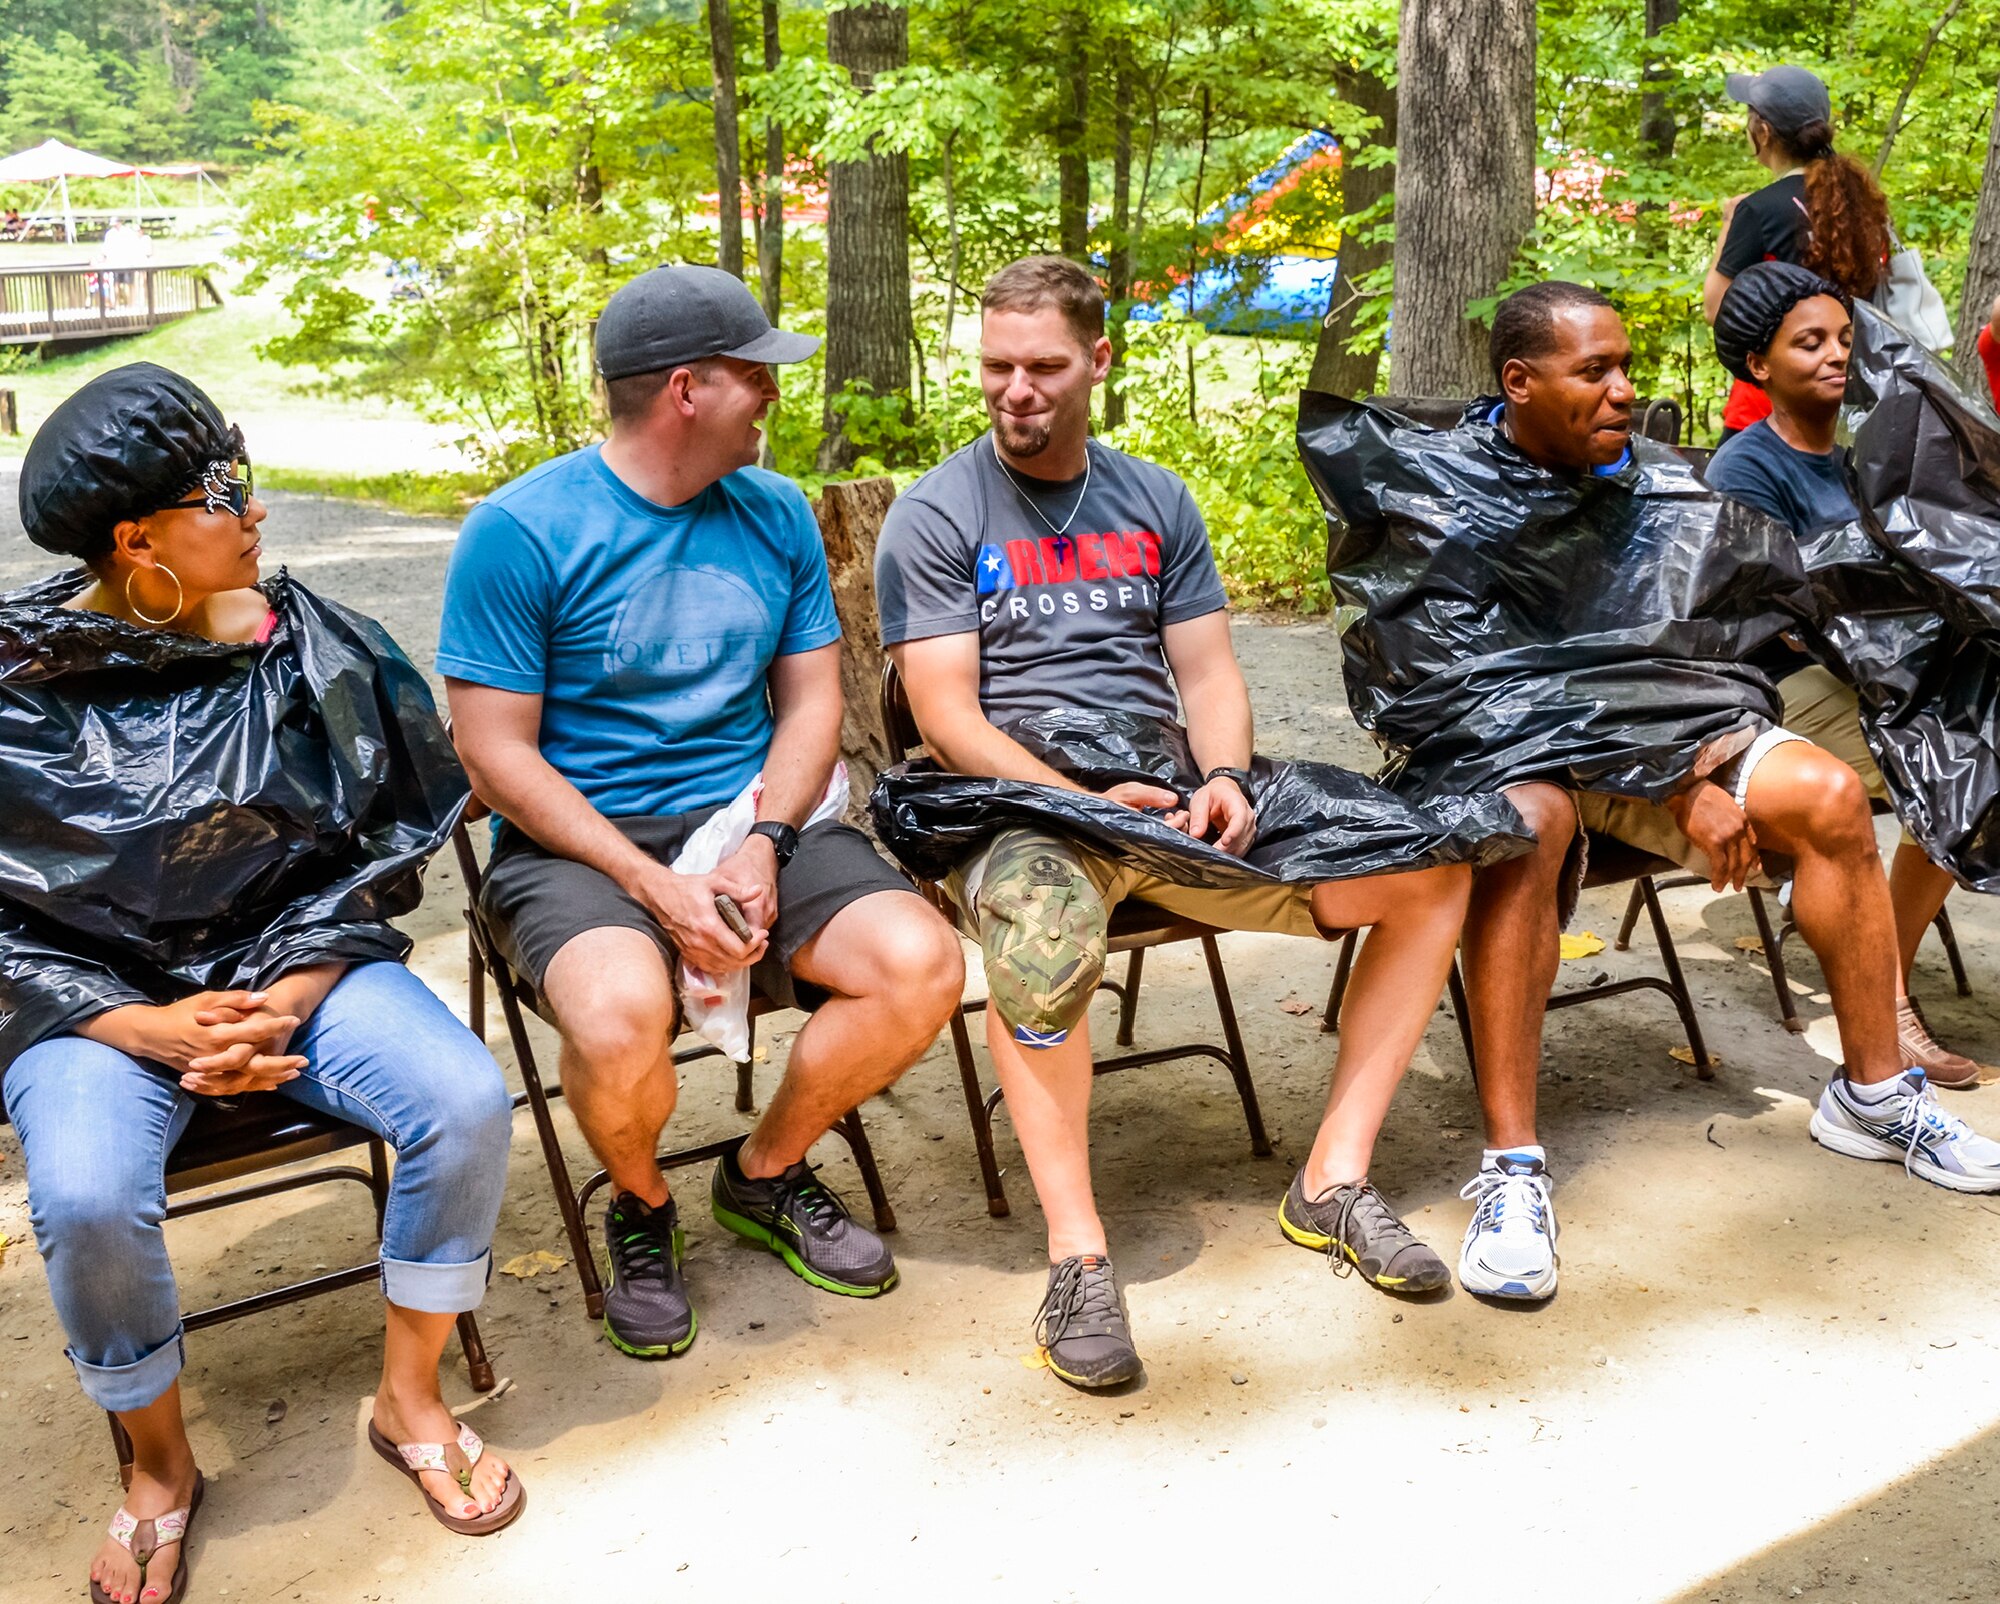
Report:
1898,997,1983,1090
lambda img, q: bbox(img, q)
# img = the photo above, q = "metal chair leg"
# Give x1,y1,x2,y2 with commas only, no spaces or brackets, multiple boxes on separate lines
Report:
1614,881,1646,951
467,922,486,1042
1445,957,1479,1082
1115,949,1144,1047
949,1010,1009,1217
1199,934,1272,1157
366,1135,391,1235
499,979,605,1318
1934,903,1972,997
456,1310,496,1392
835,1108,898,1234
1749,888,1805,1033
735,1059,755,1114
1321,929,1358,1033
108,1413,135,1490
1642,877,1714,1078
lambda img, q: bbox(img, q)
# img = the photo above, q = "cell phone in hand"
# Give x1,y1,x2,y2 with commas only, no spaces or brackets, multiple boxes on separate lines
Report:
714,893,756,943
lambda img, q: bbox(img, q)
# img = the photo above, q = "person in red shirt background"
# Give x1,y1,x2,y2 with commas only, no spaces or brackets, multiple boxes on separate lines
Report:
1978,292,2000,412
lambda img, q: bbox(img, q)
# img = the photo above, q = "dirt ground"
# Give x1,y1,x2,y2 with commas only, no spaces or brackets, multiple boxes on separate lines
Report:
4,480,2000,1603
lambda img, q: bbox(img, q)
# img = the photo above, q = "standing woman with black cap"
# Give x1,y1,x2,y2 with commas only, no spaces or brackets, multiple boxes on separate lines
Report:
3,364,527,1604
1702,64,1892,439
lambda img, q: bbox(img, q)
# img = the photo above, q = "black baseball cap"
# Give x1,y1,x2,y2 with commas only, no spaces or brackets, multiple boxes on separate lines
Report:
594,264,819,381
1725,65,1833,138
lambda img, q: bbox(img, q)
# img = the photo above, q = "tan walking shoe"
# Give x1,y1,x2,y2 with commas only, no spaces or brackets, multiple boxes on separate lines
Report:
1898,997,1983,1090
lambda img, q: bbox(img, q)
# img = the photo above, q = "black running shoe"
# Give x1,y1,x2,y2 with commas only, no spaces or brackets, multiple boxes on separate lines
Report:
1035,1255,1142,1389
1278,1170,1449,1294
710,1152,898,1296
601,1192,697,1358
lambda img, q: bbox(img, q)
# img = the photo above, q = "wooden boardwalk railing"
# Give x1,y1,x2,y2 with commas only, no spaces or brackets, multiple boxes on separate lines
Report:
0,264,223,346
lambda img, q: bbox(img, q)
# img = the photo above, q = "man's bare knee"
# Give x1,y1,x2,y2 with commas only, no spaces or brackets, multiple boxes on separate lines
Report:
543,929,678,1083
1761,748,1875,859
860,907,966,1025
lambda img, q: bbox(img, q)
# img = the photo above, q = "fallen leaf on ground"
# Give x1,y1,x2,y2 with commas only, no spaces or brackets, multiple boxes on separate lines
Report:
1277,996,1315,1016
1733,935,1765,953
499,1249,571,1279
1559,932,1606,960
1019,1350,1049,1370
1669,1046,1719,1068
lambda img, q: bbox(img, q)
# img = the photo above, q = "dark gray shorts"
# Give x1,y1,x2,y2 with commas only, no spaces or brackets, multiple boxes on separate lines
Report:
480,810,918,1010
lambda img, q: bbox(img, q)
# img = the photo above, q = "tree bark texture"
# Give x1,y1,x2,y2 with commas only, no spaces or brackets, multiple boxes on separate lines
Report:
1058,35,1091,261
819,1,915,472
814,476,898,818
1309,64,1397,397
1105,59,1134,428
1389,0,1536,398
1952,75,2000,394
708,0,744,278
1639,0,1679,159
759,0,784,320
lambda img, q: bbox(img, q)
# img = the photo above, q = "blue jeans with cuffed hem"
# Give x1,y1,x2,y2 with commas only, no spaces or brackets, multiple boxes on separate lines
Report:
1,962,511,1414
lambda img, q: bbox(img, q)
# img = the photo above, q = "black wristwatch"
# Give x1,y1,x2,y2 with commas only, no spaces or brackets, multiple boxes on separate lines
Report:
1203,766,1256,797
749,820,800,866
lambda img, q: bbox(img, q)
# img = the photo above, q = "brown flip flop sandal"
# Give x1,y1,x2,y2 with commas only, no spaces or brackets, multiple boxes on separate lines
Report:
367,1419,525,1535
91,1472,205,1604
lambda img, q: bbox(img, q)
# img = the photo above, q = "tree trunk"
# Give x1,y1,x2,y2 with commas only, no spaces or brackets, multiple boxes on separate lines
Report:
814,476,899,818
1105,58,1134,428
1639,0,1679,159
819,2,915,472
1057,32,1091,261
1389,0,1536,397
1953,75,2000,396
1308,64,1397,397
759,0,784,321
708,0,744,278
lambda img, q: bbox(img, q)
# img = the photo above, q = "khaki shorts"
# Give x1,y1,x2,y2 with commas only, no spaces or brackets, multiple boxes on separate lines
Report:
1574,665,1911,880
947,826,1323,1043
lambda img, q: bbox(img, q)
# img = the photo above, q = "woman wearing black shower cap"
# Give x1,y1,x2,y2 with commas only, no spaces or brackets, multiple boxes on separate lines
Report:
1705,265,1980,1091
5,365,526,1604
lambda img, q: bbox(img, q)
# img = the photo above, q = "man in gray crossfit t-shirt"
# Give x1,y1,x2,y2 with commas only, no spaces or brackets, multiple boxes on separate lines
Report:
874,254,1475,1393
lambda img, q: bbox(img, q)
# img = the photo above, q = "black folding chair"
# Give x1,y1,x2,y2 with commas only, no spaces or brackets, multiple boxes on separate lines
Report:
2,1094,497,1484
452,817,895,1321
1323,835,1716,1081
878,660,1271,1218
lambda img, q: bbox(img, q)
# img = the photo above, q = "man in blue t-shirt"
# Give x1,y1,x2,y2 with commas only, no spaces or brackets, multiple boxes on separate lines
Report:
440,266,963,1358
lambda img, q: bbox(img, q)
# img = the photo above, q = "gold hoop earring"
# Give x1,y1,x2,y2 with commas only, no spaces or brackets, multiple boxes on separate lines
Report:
125,563,184,626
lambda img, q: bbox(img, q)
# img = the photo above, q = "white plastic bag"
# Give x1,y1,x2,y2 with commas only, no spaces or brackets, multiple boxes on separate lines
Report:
673,763,850,1062
1875,227,1954,352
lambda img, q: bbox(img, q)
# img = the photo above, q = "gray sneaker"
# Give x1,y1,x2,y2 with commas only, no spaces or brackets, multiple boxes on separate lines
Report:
601,1192,696,1358
710,1152,898,1296
1034,1255,1143,1389
1278,1170,1450,1293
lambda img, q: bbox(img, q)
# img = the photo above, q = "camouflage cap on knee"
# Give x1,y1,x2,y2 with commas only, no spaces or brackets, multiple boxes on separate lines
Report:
974,830,1109,1046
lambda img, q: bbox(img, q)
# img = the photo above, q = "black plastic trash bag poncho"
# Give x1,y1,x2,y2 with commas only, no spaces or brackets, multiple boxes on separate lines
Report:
1794,303,2000,890
1296,394,1812,802
870,708,1533,891
0,568,469,1072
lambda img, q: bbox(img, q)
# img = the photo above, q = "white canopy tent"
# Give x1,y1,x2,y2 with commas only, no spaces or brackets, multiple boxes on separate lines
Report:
0,138,229,244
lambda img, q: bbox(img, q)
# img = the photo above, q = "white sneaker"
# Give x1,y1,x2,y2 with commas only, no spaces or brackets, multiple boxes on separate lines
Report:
1458,1154,1559,1300
1810,1069,2000,1193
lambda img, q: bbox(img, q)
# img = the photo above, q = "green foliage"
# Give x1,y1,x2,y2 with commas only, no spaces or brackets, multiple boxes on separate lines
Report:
235,0,718,477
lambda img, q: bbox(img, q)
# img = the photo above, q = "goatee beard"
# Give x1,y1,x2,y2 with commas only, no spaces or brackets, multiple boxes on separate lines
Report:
994,417,1052,458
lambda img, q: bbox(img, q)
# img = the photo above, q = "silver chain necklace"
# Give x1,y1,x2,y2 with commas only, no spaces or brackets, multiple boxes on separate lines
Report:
991,434,1091,537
